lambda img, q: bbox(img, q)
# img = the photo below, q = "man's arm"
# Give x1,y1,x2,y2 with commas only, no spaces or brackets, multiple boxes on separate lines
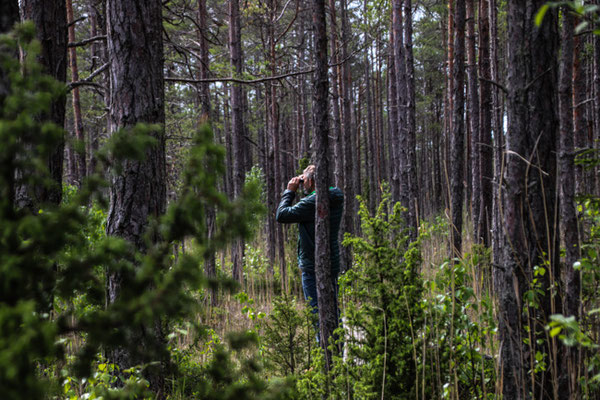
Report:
276,177,316,223
275,190,315,223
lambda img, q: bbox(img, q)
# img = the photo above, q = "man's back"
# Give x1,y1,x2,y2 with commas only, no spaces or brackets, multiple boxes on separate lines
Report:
276,187,344,273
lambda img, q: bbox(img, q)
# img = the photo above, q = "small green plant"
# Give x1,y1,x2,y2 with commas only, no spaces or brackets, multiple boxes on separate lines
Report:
262,294,317,376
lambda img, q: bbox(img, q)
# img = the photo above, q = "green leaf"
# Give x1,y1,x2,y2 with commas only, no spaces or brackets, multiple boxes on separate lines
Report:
575,21,589,35
535,4,550,26
549,326,562,337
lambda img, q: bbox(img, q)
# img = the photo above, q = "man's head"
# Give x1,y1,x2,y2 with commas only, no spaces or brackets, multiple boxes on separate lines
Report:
301,165,316,193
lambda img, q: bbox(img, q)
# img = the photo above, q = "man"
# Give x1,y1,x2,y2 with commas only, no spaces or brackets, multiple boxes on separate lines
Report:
275,165,344,323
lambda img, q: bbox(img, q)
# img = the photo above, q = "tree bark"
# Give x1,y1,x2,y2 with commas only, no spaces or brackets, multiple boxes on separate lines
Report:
327,0,343,189
340,0,354,272
499,2,559,398
0,0,19,105
0,0,19,207
558,8,581,399
450,0,465,259
391,0,405,207
229,0,245,283
105,0,167,394
19,0,68,208
312,0,337,370
466,0,480,243
404,0,418,240
66,0,87,186
197,0,217,305
478,0,493,247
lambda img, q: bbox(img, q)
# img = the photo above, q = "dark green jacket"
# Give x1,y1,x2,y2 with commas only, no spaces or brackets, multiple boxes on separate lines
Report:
275,188,344,273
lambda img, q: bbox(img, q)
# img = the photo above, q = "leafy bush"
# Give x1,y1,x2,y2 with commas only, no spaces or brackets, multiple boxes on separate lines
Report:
262,295,316,376
0,23,292,399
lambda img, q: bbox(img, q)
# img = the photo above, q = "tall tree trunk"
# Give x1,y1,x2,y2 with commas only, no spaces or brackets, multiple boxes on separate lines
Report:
0,0,19,207
574,29,587,197
312,0,337,370
478,0,493,247
450,0,465,259
391,0,405,207
229,0,245,283
197,0,217,306
404,0,418,239
499,2,559,398
466,0,480,243
595,0,600,197
66,0,87,186
105,0,167,395
558,8,580,399
86,1,105,178
327,0,343,189
340,0,354,272
0,0,19,103
19,0,68,208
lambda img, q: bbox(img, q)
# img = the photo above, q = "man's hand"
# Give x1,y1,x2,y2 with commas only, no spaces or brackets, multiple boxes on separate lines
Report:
287,176,302,192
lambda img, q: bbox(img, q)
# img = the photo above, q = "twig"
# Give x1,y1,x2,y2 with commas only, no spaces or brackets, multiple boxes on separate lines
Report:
68,62,109,91
479,77,508,94
67,16,86,28
68,35,107,48
165,68,315,85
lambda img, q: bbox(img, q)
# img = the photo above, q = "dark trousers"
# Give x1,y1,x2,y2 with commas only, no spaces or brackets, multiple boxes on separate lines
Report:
300,267,340,343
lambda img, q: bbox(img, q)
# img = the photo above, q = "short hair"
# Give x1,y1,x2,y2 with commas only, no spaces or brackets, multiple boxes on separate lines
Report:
303,165,316,181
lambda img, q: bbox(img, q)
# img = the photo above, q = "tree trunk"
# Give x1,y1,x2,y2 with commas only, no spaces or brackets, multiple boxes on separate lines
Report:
499,2,559,398
327,0,343,189
105,0,167,395
312,0,337,370
229,0,245,283
66,0,87,186
197,0,218,306
450,0,465,259
340,0,354,272
391,0,405,207
558,8,581,399
19,0,68,208
466,0,480,243
574,30,587,197
478,0,493,247
0,0,19,207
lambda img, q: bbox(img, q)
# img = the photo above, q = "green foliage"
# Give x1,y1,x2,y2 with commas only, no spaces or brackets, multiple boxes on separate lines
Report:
262,295,316,377
168,331,298,400
0,23,285,399
335,193,424,399
422,255,496,399
536,1,600,34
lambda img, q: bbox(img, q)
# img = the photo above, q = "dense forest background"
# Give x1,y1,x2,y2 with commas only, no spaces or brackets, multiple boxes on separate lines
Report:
3,0,600,399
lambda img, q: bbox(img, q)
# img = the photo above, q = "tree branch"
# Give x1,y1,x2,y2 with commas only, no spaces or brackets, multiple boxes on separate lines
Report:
68,62,109,91
68,35,107,48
